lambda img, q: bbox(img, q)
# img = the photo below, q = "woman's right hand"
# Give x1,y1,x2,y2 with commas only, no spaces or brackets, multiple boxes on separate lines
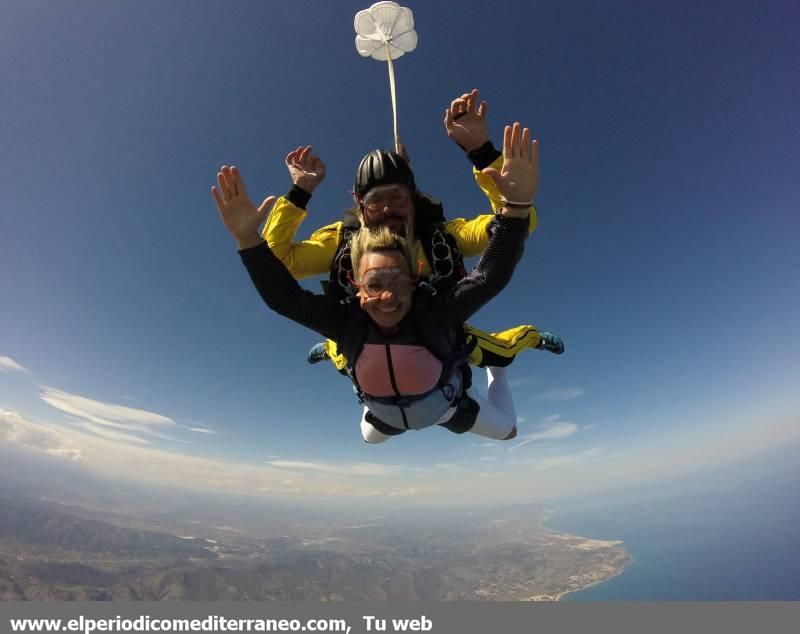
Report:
480,122,539,219
211,166,276,250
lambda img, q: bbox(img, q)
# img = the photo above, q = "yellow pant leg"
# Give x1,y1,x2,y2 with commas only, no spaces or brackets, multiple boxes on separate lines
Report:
324,339,349,372
464,324,542,368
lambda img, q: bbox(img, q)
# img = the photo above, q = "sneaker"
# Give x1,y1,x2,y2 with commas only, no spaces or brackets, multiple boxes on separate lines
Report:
536,331,565,355
307,342,328,364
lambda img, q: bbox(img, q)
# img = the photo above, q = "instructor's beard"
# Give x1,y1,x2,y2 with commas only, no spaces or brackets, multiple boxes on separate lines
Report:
372,217,414,240
359,205,415,239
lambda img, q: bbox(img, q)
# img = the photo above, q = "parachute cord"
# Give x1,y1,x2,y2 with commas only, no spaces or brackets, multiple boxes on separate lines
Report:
385,44,400,153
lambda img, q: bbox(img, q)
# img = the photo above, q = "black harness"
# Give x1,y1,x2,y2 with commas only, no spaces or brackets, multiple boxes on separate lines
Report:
324,194,467,303
326,193,478,435
336,288,478,435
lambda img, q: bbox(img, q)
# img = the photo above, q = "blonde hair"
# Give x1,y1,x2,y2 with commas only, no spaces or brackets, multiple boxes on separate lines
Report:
349,224,417,281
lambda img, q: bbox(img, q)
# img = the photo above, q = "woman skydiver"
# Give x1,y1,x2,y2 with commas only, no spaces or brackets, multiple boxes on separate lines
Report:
212,122,539,443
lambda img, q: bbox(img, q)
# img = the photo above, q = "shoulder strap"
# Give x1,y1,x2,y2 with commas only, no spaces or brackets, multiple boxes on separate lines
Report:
410,288,473,389
413,192,447,225
338,305,369,398
412,192,467,290
325,213,361,302
418,223,468,293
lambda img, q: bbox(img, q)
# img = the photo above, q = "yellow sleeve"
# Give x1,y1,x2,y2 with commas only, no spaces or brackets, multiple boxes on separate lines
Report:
261,196,342,280
444,155,538,257
473,155,507,212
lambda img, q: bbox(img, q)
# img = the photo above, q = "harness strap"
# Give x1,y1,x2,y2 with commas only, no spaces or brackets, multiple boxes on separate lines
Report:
438,394,480,434
364,410,407,436
326,220,360,301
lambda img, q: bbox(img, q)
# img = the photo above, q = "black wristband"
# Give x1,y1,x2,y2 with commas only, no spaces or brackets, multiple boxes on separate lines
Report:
467,141,501,170
286,185,312,210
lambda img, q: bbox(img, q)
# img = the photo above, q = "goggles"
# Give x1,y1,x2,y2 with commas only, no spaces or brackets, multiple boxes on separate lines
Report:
349,262,422,298
360,186,413,214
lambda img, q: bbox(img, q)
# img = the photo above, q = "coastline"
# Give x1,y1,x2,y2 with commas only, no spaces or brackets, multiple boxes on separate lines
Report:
554,562,631,601
538,508,634,602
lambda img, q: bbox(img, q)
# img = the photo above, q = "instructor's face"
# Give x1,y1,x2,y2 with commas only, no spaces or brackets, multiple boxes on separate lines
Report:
359,185,415,234
356,250,414,332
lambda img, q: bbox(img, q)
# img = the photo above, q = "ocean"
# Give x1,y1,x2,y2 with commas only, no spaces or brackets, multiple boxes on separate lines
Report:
545,458,800,600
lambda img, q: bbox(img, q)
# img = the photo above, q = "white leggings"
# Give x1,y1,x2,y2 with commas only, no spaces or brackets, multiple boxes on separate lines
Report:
360,366,518,444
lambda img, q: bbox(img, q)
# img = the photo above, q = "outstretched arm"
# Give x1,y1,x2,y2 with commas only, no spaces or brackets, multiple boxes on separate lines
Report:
260,146,342,279
211,166,345,340
212,165,276,251
440,122,539,324
482,122,539,216
443,90,538,255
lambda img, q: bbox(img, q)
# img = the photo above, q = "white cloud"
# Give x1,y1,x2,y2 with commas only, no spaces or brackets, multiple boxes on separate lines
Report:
0,409,62,450
40,388,175,428
182,419,215,434
266,459,398,477
3,402,798,506
537,387,585,401
386,488,421,497
509,377,537,388
0,356,30,374
0,408,430,499
45,447,84,461
510,420,579,450
72,422,152,445
526,447,604,470
37,387,189,446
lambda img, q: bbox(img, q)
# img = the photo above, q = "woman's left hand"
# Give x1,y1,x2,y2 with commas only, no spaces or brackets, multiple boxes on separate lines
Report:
480,122,539,218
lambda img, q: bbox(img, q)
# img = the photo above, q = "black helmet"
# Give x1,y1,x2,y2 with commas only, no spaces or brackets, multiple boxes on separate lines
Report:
354,150,416,198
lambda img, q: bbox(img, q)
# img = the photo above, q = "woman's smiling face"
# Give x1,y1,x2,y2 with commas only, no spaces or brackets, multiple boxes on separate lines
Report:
356,250,414,332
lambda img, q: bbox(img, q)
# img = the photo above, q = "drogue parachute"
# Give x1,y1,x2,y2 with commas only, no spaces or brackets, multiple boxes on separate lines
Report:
354,1,417,61
354,1,418,153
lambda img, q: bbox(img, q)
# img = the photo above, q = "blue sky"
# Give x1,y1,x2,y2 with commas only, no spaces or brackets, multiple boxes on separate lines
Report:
1,0,798,505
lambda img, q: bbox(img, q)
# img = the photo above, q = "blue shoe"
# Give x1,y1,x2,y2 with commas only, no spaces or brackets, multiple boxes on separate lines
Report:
536,331,565,355
307,342,328,364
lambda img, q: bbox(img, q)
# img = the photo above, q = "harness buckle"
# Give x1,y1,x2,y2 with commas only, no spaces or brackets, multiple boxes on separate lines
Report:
417,281,437,296
440,383,455,401
352,384,366,405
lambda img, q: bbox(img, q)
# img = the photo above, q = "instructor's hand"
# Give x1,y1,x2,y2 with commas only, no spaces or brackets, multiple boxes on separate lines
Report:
285,145,326,193
444,88,490,153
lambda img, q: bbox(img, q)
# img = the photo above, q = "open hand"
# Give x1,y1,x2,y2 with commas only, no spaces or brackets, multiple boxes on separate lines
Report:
443,88,489,152
480,123,539,218
285,146,326,193
211,166,276,250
